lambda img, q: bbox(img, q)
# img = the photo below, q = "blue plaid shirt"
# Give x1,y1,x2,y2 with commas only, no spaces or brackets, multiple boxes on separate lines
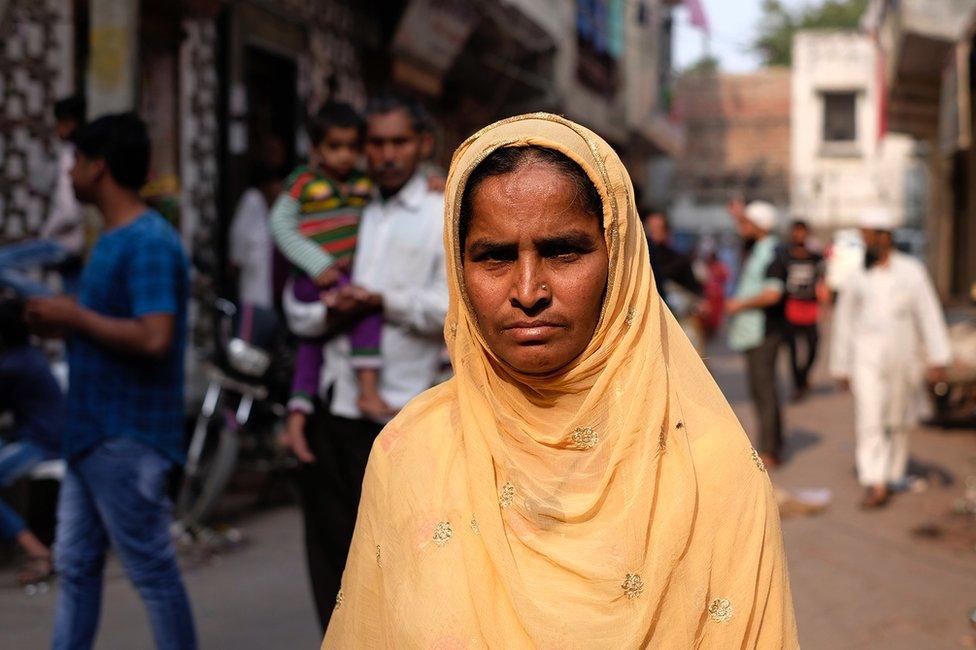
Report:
65,211,189,464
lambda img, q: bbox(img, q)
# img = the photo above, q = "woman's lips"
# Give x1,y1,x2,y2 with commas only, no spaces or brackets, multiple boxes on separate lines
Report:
502,321,564,343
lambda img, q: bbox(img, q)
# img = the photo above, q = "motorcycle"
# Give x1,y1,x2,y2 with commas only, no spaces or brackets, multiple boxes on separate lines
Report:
174,299,293,532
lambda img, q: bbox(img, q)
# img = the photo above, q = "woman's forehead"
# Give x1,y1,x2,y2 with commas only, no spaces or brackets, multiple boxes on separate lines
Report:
474,163,578,204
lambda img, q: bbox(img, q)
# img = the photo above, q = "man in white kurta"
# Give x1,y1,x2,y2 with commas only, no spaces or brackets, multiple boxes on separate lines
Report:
830,209,951,508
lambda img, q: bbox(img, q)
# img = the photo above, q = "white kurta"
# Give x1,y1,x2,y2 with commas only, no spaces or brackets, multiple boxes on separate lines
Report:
830,252,952,486
228,188,273,309
282,172,448,422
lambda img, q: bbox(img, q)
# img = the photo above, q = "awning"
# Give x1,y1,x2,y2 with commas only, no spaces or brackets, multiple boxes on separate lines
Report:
391,0,480,96
391,0,556,97
881,0,976,138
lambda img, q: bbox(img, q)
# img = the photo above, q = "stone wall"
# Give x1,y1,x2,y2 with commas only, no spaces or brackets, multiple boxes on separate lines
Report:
674,68,792,207
0,0,73,241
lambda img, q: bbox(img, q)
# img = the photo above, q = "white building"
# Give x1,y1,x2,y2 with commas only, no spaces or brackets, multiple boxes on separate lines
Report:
791,30,923,230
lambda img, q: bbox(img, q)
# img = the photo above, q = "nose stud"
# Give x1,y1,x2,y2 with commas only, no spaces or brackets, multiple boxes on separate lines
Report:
539,283,550,293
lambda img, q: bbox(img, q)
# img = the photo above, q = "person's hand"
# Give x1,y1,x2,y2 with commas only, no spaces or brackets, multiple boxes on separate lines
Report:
836,377,851,392
334,257,353,273
324,284,381,314
314,265,344,288
725,298,743,316
280,411,316,463
24,296,80,338
925,366,948,386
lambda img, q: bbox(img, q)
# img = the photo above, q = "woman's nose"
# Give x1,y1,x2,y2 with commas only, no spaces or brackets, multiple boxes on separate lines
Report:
511,258,550,310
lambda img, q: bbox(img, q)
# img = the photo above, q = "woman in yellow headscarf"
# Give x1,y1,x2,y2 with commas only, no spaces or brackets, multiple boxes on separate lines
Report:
323,114,797,648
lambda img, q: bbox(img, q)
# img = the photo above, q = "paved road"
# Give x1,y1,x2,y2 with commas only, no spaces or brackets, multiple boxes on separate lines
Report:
709,342,976,649
2,339,975,648
0,504,321,649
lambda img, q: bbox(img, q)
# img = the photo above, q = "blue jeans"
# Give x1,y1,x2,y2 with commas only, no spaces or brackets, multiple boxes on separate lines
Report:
0,439,48,540
52,437,197,650
0,238,70,297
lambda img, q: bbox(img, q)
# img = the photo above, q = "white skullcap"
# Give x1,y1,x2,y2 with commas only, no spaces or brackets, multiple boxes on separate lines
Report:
744,201,778,231
858,207,897,231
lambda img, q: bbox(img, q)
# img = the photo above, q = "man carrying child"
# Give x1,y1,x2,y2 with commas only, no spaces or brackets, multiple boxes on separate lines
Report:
277,93,448,630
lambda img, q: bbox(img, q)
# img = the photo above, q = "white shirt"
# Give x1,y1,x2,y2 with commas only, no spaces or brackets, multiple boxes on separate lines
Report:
40,144,84,255
830,251,952,379
284,172,448,422
228,188,273,309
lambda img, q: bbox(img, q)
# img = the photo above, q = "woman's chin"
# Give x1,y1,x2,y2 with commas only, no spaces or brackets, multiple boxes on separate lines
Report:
500,346,576,376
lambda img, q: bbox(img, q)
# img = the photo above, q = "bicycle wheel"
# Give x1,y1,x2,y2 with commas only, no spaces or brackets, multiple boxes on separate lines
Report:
175,414,240,528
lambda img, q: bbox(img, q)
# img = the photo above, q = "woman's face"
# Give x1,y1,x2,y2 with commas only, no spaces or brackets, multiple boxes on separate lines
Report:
462,163,609,375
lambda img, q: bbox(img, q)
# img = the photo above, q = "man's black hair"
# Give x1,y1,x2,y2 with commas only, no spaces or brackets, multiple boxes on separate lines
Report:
54,95,86,124
0,292,30,349
71,112,151,191
306,102,364,147
364,91,432,135
791,219,810,230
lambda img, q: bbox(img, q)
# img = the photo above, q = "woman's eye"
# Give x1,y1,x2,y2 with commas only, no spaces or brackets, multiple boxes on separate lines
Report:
546,249,583,262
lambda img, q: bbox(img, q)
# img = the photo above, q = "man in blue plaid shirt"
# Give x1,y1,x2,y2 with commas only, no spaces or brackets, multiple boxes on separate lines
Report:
25,113,196,650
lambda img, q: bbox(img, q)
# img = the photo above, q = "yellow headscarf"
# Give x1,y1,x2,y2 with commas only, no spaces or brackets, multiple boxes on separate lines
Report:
324,114,797,649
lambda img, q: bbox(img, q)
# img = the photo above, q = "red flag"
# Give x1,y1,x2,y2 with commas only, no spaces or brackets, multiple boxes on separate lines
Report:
876,48,888,139
685,0,710,35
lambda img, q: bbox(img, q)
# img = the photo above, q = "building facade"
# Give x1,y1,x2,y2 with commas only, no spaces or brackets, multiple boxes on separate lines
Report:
670,68,791,232
1,0,680,261
0,0,685,384
790,30,922,232
868,0,976,299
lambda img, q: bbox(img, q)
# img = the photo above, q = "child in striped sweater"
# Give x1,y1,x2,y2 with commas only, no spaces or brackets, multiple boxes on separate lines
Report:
271,103,391,425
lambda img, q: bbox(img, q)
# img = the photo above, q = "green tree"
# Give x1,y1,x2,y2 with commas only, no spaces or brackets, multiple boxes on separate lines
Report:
753,0,869,66
685,54,720,74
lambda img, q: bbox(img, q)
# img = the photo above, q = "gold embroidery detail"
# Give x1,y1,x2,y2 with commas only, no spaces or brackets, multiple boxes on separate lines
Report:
335,588,344,609
621,573,644,599
499,482,517,508
571,426,599,450
448,322,458,340
750,449,766,472
708,598,733,623
376,545,381,565
470,515,480,535
433,521,453,547
625,307,638,326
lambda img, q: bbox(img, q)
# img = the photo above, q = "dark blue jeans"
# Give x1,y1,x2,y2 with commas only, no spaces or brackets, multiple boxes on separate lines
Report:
52,437,196,650
0,439,48,540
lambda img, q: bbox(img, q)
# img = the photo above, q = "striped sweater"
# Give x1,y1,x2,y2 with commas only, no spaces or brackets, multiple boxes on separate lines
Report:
270,166,374,279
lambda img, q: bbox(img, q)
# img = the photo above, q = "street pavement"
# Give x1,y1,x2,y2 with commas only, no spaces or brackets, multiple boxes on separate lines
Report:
2,338,975,648
709,339,976,649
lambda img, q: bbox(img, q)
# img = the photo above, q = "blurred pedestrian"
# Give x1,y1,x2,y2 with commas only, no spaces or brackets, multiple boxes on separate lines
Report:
726,201,787,468
644,209,702,304
228,162,284,309
700,244,730,341
783,220,825,400
830,208,951,509
645,209,706,350
0,95,86,296
24,113,196,649
271,102,389,422
0,292,63,586
280,92,447,631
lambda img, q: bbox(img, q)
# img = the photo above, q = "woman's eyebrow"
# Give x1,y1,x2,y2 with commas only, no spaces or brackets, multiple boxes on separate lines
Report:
465,238,517,255
534,231,597,248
